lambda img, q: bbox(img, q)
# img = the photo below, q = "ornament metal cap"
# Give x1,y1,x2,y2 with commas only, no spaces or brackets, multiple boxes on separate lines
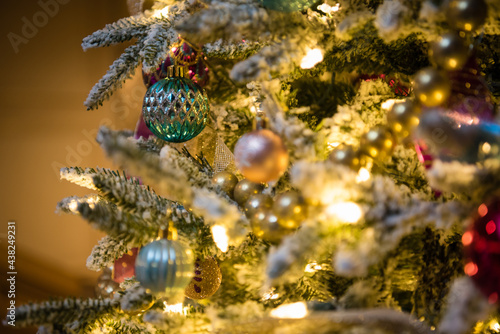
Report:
165,65,189,78
158,221,178,241
254,114,269,130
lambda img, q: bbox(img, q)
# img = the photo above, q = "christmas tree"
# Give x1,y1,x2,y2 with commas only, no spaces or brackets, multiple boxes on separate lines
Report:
5,0,500,333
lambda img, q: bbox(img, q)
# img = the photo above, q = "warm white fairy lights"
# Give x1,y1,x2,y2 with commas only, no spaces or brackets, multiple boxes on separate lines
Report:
152,6,170,18
163,302,188,315
356,167,371,183
270,302,308,319
300,48,324,69
211,225,229,252
317,3,340,15
326,202,363,224
304,262,323,273
262,289,280,301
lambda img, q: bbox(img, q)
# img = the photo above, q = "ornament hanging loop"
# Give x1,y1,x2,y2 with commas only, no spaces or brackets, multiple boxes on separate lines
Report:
253,103,268,130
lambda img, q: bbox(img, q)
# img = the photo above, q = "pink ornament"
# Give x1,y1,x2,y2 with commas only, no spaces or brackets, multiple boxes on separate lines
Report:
446,57,495,125
142,65,166,88
134,115,154,140
161,41,209,87
113,247,139,283
463,198,500,305
413,57,495,172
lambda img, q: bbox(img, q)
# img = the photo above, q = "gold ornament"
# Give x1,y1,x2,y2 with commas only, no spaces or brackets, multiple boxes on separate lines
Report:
387,100,421,138
234,129,289,183
413,67,451,107
250,209,293,243
328,145,362,171
360,127,396,160
446,0,488,32
185,257,222,300
245,194,273,219
212,171,239,199
429,32,470,71
122,299,155,315
95,267,119,298
273,191,306,229
233,179,265,206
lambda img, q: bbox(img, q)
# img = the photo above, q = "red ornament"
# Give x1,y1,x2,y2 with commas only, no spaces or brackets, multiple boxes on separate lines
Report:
463,198,500,304
113,248,139,283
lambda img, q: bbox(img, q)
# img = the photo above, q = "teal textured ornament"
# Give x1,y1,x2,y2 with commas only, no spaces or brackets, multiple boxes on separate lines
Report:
258,0,318,12
142,67,210,143
135,239,194,296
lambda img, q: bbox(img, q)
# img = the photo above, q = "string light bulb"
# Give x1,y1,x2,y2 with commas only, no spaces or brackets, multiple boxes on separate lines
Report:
163,302,188,315
301,48,324,69
326,202,363,224
270,302,308,319
152,6,170,18
211,225,229,252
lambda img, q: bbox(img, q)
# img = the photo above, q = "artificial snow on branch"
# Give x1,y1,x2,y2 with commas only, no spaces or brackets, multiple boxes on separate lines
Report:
86,235,131,272
84,43,144,110
174,1,269,44
82,16,166,50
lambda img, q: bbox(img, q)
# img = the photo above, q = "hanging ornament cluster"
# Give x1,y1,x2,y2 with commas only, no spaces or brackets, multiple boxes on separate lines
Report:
184,257,222,300
211,172,303,243
463,198,500,305
212,171,239,199
135,227,194,298
411,0,496,166
212,172,265,206
247,190,306,243
142,65,210,143
329,123,399,172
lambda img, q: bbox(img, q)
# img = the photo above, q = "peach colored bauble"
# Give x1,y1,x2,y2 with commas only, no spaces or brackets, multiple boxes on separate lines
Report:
234,129,289,183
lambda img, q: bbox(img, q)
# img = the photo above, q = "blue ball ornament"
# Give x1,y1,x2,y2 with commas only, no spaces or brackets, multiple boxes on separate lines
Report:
142,75,210,143
258,0,318,12
135,239,194,296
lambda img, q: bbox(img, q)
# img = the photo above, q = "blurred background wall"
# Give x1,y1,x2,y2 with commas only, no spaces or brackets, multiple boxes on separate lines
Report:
0,1,145,332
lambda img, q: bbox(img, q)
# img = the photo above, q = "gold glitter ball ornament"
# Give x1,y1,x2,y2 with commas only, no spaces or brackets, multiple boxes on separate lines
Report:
245,194,273,219
273,191,306,229
413,67,451,107
329,145,362,171
212,171,239,199
250,209,294,244
429,32,470,71
185,257,222,300
360,127,396,160
233,179,265,206
387,100,421,138
234,129,289,183
446,0,488,32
